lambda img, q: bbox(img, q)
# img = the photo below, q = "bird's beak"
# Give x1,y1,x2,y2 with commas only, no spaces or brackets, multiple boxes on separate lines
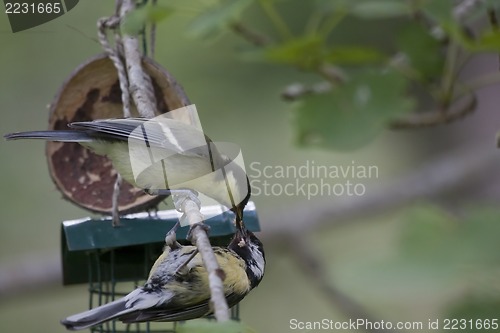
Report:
234,205,247,238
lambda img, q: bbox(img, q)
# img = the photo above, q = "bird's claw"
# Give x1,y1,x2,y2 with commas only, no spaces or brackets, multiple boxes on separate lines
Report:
165,221,181,249
186,223,210,242
172,189,201,213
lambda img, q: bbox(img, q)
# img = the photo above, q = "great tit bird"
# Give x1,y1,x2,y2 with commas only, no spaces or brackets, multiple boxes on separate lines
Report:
60,219,265,330
4,116,250,221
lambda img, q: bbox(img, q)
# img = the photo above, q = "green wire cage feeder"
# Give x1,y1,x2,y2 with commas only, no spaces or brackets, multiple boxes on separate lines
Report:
61,202,261,333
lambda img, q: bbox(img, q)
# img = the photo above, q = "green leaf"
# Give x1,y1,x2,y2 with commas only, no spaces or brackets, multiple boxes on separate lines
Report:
351,0,410,19
326,45,385,65
398,204,456,261
396,23,444,79
314,0,351,13
469,29,500,51
293,69,414,150
264,35,325,69
121,4,174,35
420,0,453,23
250,36,377,69
177,319,255,333
443,23,500,52
187,0,253,40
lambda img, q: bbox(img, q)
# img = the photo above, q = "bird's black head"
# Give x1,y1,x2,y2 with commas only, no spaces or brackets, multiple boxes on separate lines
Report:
228,227,265,289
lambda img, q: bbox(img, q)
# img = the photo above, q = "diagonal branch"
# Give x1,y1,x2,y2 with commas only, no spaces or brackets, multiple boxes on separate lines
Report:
229,22,272,47
176,197,230,322
262,143,500,238
2,144,499,316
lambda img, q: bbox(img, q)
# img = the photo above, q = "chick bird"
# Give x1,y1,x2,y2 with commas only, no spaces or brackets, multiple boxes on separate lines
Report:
4,115,250,220
61,220,265,330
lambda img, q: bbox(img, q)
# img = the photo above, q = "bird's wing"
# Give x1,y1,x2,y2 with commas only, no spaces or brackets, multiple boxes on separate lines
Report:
70,118,220,160
147,245,199,283
70,118,148,141
121,247,249,323
119,292,245,323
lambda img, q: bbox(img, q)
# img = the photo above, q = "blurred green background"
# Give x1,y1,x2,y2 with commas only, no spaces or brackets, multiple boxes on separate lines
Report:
1,1,500,333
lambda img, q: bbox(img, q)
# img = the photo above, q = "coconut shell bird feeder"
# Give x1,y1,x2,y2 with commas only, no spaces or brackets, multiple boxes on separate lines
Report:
51,55,261,332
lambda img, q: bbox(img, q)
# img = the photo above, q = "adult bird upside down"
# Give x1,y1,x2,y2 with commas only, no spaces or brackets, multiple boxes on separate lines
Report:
61,219,265,330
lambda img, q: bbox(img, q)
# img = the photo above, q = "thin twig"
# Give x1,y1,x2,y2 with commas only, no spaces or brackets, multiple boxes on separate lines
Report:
257,0,292,40
441,42,460,107
119,0,157,118
317,64,347,85
488,8,500,70
229,22,272,47
111,174,123,226
453,0,483,21
389,92,477,129
177,198,230,322
150,0,158,58
149,24,156,58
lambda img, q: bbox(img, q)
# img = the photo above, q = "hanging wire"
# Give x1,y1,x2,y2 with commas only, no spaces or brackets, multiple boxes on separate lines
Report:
150,0,157,58
97,8,131,118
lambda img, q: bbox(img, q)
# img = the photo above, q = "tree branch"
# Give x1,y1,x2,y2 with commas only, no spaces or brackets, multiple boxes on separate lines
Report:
0,255,61,301
119,0,157,118
487,8,500,70
389,92,477,129
3,145,498,300
262,143,500,238
229,22,272,47
453,0,483,21
176,197,230,322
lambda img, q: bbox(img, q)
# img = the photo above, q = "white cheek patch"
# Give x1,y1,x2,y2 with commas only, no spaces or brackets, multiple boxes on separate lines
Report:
238,238,246,247
248,243,265,278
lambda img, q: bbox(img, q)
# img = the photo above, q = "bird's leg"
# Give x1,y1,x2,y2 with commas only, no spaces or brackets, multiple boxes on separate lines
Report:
186,223,210,243
171,189,204,227
111,174,123,227
145,188,202,211
164,221,182,250
177,223,209,276
147,204,160,219
172,189,202,211
173,248,199,276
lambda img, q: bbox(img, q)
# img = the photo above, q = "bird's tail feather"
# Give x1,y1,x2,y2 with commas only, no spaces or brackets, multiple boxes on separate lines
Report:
4,130,92,142
61,298,135,331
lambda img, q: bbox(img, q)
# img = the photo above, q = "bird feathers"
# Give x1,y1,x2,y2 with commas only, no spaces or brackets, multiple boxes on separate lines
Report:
61,298,130,330
60,237,262,330
4,130,93,142
5,118,250,211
